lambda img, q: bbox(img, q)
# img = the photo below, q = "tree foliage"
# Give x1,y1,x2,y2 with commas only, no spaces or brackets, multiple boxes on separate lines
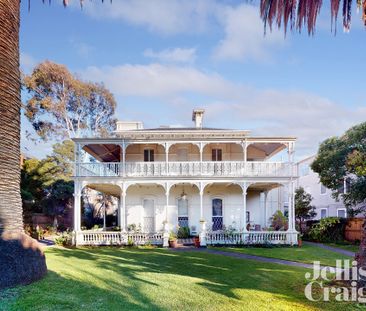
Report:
21,140,75,221
311,122,366,215
23,61,117,141
295,187,316,232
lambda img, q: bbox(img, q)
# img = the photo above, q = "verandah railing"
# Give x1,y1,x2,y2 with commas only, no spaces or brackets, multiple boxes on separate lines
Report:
205,231,291,245
75,161,295,178
76,231,164,246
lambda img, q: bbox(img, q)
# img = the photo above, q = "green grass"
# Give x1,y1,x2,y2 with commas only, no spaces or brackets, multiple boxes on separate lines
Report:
210,244,353,267
0,247,358,311
323,243,359,254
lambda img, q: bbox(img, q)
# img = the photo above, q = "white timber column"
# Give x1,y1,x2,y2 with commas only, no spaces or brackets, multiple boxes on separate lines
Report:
199,142,204,174
74,142,82,176
103,198,106,231
73,180,81,243
163,183,170,247
264,190,269,228
287,180,298,245
119,184,126,232
121,141,126,177
241,140,248,174
287,182,294,231
242,183,248,232
165,143,169,175
199,183,207,247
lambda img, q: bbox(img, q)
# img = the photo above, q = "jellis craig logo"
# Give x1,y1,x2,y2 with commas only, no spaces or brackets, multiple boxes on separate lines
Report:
305,260,366,302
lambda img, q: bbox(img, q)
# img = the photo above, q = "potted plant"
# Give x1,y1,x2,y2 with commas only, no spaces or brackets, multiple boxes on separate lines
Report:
193,236,200,248
298,234,303,248
168,231,178,248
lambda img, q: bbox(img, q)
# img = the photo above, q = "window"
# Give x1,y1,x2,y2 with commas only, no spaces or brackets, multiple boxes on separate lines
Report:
337,208,347,218
320,183,327,195
345,178,352,194
320,208,327,219
144,149,154,162
212,198,223,231
283,203,289,217
212,149,222,161
177,148,188,161
177,198,189,228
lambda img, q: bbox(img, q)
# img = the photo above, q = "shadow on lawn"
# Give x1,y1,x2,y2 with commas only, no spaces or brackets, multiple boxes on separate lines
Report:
35,246,318,310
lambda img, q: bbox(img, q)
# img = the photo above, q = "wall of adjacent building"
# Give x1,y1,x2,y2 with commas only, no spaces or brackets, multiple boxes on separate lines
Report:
297,156,346,219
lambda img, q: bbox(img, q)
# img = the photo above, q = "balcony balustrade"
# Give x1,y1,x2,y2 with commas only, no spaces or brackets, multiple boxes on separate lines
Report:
76,161,296,178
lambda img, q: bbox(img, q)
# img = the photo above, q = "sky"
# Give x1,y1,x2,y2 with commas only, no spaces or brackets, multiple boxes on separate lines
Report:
20,0,366,160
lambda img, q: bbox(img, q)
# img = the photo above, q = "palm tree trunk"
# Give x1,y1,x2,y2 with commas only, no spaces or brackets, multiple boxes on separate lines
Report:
0,0,23,234
0,0,47,289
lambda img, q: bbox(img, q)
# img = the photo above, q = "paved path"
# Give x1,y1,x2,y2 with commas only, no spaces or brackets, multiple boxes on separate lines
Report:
303,241,355,257
171,247,316,269
37,238,55,247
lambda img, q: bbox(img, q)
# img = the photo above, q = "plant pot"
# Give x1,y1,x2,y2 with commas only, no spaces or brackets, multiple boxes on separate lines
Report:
169,240,178,248
298,239,303,247
193,236,200,248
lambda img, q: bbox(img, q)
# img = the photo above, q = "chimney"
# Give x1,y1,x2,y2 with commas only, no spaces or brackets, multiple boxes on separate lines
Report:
192,109,205,129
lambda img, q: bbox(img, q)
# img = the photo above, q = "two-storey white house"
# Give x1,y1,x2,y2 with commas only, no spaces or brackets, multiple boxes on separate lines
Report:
73,110,298,246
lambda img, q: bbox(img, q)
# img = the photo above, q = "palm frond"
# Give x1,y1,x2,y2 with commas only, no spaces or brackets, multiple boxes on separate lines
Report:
261,0,365,35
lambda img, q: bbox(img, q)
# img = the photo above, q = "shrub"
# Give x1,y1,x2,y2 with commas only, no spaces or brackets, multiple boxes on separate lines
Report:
308,217,346,242
177,226,190,238
54,232,73,246
270,210,288,231
169,231,177,241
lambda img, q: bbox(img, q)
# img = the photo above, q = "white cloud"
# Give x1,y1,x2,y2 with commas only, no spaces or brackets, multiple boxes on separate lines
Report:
79,0,216,35
83,63,239,97
213,4,284,61
82,62,366,157
20,52,37,73
79,1,285,63
144,48,196,63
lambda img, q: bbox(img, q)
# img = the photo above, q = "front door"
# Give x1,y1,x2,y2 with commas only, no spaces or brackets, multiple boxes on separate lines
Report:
212,198,223,231
143,199,155,233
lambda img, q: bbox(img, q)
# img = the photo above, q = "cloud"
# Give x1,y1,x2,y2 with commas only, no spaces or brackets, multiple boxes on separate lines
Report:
144,48,196,63
79,0,217,35
82,62,366,157
73,41,94,58
213,4,284,62
83,63,239,97
20,52,37,73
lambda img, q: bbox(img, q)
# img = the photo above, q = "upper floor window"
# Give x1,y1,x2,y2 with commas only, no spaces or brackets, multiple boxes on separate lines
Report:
144,149,154,162
337,208,346,218
339,178,352,194
212,149,222,161
320,183,327,195
320,208,327,219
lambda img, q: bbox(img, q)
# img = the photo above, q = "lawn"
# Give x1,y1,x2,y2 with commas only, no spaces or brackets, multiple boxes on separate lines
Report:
1,247,360,311
323,243,359,254
212,244,353,267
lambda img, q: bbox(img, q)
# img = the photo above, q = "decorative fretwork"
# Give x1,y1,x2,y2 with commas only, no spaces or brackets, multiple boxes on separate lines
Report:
212,217,223,231
178,216,189,228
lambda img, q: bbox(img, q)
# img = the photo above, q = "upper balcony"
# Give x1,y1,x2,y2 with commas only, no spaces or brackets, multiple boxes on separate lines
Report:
73,138,297,179
76,161,296,178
